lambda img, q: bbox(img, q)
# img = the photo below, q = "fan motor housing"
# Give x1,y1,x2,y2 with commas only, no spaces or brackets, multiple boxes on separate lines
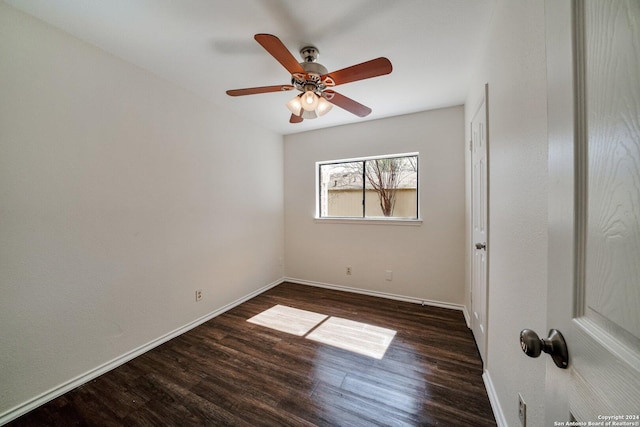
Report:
299,46,327,75
300,61,328,75
292,45,331,93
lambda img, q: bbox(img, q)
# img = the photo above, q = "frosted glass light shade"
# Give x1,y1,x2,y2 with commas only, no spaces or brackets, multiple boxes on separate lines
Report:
286,96,302,115
301,91,319,112
316,97,333,116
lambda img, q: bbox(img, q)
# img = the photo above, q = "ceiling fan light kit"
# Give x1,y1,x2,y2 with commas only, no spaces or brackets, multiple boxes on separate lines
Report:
226,34,392,124
286,93,333,118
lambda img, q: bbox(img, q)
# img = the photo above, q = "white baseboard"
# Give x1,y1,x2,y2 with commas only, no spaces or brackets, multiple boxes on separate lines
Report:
284,277,468,316
483,370,507,427
0,278,284,426
462,305,471,328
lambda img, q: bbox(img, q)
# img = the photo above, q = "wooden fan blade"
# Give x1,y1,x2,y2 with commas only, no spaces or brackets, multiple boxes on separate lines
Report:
289,114,303,123
322,57,392,86
323,90,372,117
226,85,294,96
254,34,305,75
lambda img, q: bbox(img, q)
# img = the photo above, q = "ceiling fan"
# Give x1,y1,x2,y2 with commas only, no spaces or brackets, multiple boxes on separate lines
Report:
226,34,392,124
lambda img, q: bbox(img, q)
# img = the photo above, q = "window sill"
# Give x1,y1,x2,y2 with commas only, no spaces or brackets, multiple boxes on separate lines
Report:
314,217,423,226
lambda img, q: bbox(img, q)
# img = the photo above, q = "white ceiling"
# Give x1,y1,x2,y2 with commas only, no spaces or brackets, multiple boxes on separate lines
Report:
5,0,494,135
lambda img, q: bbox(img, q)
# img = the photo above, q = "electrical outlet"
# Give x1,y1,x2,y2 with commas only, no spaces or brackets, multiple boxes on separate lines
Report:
385,270,393,281
518,393,526,427
195,289,202,302
346,266,352,275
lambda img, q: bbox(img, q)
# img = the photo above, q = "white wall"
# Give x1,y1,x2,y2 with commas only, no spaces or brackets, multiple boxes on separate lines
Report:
284,107,466,306
465,0,549,425
0,3,283,418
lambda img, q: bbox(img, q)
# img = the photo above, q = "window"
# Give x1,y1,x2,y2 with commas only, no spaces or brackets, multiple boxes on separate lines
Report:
317,153,419,220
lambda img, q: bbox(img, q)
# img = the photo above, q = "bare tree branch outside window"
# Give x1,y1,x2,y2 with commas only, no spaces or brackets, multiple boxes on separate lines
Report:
365,158,412,216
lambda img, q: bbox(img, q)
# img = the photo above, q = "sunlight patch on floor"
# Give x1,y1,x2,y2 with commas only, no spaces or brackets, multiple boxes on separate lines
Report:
246,304,328,336
306,316,396,359
247,305,396,359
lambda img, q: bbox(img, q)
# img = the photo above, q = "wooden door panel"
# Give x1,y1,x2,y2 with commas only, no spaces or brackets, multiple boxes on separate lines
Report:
471,86,489,363
570,0,640,419
546,0,640,422
583,0,640,341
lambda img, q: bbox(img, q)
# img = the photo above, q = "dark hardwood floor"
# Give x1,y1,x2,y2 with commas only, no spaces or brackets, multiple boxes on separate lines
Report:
8,282,496,426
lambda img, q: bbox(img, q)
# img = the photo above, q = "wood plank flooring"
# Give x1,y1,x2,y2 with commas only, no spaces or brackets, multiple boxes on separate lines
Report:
7,282,497,426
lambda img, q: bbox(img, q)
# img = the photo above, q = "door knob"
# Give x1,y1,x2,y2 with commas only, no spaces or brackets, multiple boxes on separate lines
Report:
520,329,569,369
475,242,486,250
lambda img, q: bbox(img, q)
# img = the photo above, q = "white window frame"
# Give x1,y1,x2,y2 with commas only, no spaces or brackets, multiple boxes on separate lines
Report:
315,152,422,225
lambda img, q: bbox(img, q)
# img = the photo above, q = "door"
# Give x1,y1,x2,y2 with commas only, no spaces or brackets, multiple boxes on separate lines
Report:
470,85,489,364
545,0,640,423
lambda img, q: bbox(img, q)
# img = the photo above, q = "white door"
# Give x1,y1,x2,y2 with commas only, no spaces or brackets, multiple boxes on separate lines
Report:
471,85,489,364
545,0,640,423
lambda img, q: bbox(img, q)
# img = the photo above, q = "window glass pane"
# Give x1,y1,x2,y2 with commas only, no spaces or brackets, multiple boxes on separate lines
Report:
318,154,418,219
319,162,364,217
363,156,418,219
